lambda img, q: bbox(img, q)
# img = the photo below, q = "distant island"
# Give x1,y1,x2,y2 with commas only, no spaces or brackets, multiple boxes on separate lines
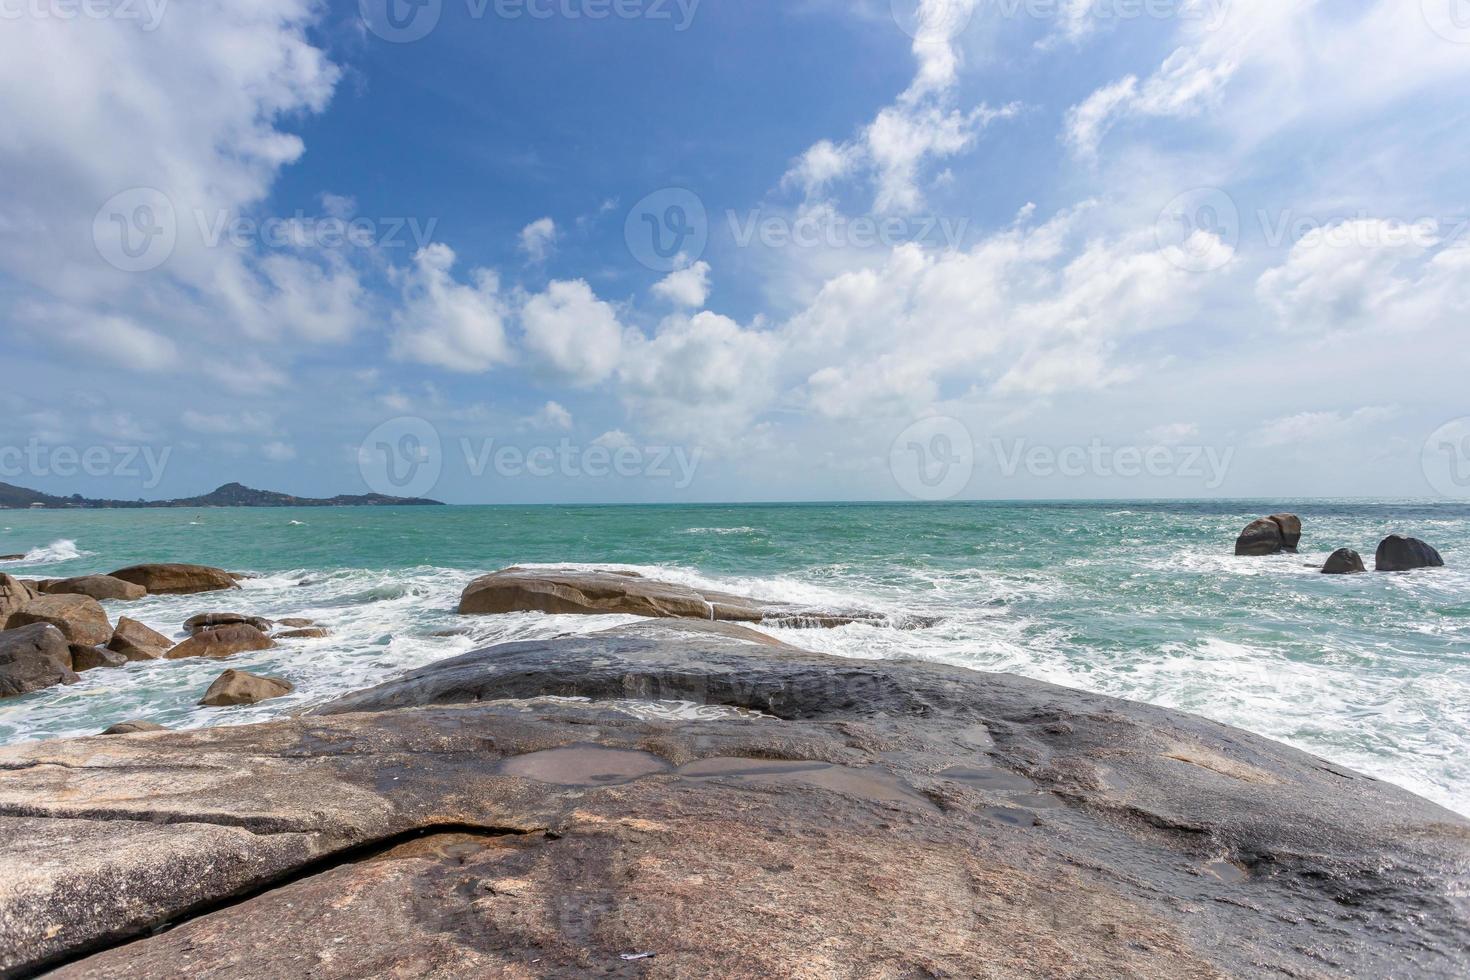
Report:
0,481,445,509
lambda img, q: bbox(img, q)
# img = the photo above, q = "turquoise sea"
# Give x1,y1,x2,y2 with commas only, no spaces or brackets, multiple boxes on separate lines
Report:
2,500,1467,814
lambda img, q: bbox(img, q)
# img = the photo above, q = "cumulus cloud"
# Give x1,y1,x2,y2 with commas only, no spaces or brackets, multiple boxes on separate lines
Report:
182,410,275,435
520,279,624,386
390,244,512,373
519,218,558,263
523,400,574,431
652,261,712,308
1251,407,1398,448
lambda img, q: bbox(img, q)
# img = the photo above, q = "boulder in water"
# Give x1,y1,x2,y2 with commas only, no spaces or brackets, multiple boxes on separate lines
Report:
107,618,172,662
1375,535,1445,572
8,594,113,647
198,669,292,707
38,575,146,602
1321,549,1366,575
183,612,272,636
70,644,128,671
1234,514,1302,556
0,623,77,698
100,720,167,736
108,564,239,596
165,624,274,661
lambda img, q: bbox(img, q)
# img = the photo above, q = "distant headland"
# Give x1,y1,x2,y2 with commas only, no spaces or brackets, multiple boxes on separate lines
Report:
0,481,445,510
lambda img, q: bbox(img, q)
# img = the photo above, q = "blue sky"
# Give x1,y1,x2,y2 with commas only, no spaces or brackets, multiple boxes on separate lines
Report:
3,0,1470,504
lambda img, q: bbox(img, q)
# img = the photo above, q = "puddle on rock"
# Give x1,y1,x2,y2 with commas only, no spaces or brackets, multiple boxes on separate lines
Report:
499,745,671,786
677,757,934,809
1203,859,1249,884
938,765,1064,809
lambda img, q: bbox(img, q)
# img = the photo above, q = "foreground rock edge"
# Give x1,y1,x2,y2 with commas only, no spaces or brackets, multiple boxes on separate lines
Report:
0,620,1465,977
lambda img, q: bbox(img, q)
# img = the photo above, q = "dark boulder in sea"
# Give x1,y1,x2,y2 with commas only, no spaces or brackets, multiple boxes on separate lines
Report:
458,566,913,629
1234,514,1302,556
1,619,1465,976
183,612,272,636
0,623,78,699
1321,549,1367,575
69,644,127,672
109,563,239,596
38,575,146,602
1375,535,1445,572
198,669,292,707
0,554,24,562
8,594,113,647
107,617,171,661
100,720,168,736
164,624,274,661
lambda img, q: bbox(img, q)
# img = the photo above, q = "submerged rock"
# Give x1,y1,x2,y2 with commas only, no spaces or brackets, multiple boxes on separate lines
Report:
107,618,171,662
108,563,239,596
183,612,272,636
1234,513,1302,556
0,619,1464,976
38,575,145,602
0,623,78,698
165,624,274,661
8,594,113,647
274,627,329,639
1375,535,1445,573
1322,549,1367,575
198,669,292,707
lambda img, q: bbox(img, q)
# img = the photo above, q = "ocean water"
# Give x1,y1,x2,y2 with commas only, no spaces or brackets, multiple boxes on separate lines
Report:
1,501,1467,815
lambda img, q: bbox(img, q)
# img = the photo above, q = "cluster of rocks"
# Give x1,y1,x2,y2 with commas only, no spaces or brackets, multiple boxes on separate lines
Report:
456,566,935,629
0,563,322,713
1233,515,1447,575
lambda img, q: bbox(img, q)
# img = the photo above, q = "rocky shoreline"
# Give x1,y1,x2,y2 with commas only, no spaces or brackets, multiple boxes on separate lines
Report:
0,534,1465,976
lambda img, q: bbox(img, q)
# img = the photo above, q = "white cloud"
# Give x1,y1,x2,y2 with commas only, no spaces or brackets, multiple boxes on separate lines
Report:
592,430,635,450
50,313,182,374
391,244,512,373
520,279,624,386
523,400,574,431
182,410,275,435
519,217,558,263
652,261,712,308
261,441,298,461
1251,407,1398,448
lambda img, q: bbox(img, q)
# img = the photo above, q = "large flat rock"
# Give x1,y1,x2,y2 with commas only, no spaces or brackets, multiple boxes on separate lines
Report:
0,621,1466,977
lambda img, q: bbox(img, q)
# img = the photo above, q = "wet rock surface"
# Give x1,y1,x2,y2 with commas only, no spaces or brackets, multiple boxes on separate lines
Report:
1234,514,1302,556
198,669,293,707
106,617,171,662
1375,535,1446,573
0,620,1466,977
108,563,239,596
458,567,926,630
0,624,78,699
37,576,146,602
7,594,113,647
184,612,273,636
164,623,274,661
1322,548,1367,575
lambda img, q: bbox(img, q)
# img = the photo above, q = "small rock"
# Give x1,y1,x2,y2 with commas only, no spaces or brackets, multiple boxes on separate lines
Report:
183,612,272,636
0,623,78,698
100,720,167,735
275,627,330,639
276,618,317,628
0,554,25,562
8,594,114,646
1321,549,1366,575
1375,536,1445,573
108,563,239,596
198,669,293,707
70,645,128,671
107,617,172,661
166,624,275,661
39,575,146,602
